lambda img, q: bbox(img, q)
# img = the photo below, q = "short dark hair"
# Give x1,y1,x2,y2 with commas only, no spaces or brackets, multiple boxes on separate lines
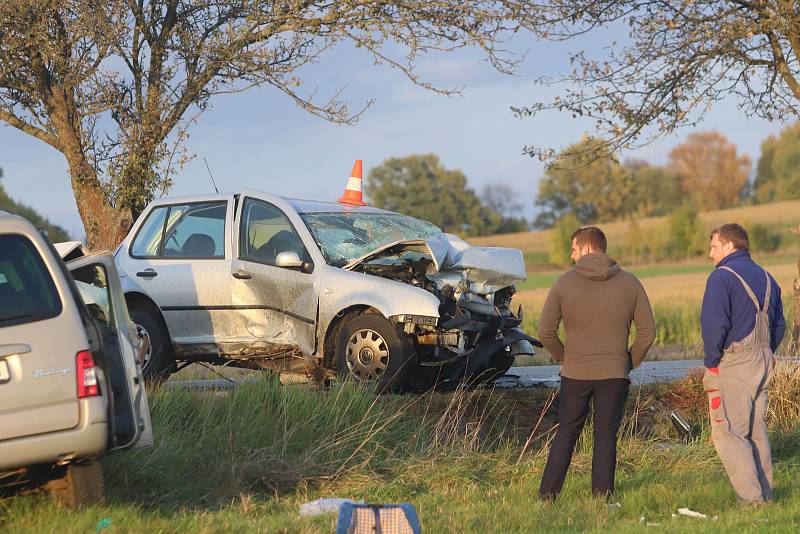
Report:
710,223,749,251
571,226,607,253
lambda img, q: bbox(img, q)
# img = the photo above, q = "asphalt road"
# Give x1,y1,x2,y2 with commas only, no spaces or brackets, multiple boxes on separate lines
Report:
494,359,706,389
168,358,718,391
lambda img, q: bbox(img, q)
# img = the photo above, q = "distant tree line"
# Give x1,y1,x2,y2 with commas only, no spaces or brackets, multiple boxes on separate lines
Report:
0,167,70,242
548,202,784,268
362,122,798,240
366,154,529,236
535,124,800,231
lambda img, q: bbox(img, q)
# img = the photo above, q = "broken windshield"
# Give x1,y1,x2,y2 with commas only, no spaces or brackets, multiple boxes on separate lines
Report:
300,212,441,267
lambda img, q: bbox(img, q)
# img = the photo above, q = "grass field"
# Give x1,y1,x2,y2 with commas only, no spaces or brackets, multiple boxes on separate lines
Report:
469,199,800,360
510,253,797,360
3,368,800,532
471,199,800,269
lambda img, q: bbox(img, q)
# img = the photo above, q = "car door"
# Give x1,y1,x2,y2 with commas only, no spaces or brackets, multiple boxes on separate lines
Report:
230,197,318,357
0,232,84,442
118,198,239,345
68,255,152,450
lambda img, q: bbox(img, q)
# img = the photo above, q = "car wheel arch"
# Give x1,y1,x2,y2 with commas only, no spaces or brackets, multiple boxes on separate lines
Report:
124,292,170,341
322,305,382,368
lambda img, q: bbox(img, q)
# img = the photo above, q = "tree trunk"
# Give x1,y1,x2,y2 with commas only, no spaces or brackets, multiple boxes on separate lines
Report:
65,153,132,252
43,81,132,251
71,172,132,252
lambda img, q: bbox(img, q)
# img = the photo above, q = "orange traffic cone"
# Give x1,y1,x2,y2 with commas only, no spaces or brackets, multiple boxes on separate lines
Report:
338,159,367,206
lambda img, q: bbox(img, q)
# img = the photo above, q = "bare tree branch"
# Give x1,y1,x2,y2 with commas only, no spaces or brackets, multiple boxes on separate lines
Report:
518,1,800,158
0,109,60,149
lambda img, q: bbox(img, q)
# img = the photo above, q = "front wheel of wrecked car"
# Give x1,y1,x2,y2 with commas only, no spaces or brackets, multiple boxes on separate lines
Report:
130,309,175,384
336,314,414,393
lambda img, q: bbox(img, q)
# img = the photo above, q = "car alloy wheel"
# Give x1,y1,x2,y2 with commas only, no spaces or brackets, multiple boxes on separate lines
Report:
345,328,390,382
134,322,152,370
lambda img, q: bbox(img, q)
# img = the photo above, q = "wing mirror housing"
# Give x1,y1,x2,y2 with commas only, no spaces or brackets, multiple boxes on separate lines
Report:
275,251,303,269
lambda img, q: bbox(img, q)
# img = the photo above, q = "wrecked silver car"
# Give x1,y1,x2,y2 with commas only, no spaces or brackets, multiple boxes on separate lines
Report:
112,190,540,391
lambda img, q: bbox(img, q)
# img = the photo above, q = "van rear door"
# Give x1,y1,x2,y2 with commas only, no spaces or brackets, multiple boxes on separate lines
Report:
0,233,87,441
68,256,152,450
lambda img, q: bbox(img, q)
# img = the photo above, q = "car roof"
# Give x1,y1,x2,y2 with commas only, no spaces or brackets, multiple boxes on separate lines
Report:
285,198,394,215
144,190,397,215
0,210,36,231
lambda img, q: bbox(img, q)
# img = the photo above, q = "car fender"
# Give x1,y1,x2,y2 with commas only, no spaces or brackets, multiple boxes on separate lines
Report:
320,267,441,325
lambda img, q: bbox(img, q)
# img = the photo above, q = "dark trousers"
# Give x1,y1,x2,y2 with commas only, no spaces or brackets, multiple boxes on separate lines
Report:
539,376,630,500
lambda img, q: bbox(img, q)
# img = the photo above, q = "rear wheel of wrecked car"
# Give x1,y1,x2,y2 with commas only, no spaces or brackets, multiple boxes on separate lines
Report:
130,309,175,383
336,314,414,393
46,460,105,508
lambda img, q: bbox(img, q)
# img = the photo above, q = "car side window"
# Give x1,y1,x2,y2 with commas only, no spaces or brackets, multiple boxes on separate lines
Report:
162,203,226,258
240,199,306,266
71,264,115,333
132,202,227,259
130,206,168,258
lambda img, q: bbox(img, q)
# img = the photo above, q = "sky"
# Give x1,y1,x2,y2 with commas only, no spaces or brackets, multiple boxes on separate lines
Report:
0,30,789,239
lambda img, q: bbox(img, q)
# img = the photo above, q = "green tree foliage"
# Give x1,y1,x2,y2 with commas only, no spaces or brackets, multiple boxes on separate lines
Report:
624,160,682,217
665,204,704,260
625,218,644,264
480,182,530,234
548,213,580,267
754,123,800,203
748,223,782,253
0,169,70,242
367,155,501,236
534,137,634,228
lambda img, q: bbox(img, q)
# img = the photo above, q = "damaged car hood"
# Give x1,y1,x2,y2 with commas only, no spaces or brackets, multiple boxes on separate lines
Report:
344,233,526,293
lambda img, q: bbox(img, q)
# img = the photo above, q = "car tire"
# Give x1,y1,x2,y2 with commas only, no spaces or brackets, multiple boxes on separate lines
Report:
336,314,414,393
46,460,105,508
130,309,175,383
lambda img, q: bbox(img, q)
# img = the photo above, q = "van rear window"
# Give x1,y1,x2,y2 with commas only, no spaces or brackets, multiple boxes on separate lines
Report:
0,234,62,327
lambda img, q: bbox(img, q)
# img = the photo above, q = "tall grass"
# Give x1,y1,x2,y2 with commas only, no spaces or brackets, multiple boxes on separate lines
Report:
5,366,800,532
107,378,533,508
109,379,418,504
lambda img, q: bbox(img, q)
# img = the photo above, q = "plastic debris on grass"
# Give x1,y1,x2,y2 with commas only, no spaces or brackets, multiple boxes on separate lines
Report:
674,507,718,520
300,498,364,517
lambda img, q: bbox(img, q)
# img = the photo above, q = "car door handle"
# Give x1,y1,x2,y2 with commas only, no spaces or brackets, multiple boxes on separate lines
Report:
136,269,158,278
232,269,252,280
0,344,31,358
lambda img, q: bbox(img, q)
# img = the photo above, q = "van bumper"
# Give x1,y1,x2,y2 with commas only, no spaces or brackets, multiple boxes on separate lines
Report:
0,397,107,471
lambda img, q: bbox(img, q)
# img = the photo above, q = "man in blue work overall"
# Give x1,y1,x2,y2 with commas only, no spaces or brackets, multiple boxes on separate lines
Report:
700,223,786,503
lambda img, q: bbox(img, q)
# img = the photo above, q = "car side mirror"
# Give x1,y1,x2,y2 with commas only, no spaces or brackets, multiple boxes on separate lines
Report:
275,251,303,269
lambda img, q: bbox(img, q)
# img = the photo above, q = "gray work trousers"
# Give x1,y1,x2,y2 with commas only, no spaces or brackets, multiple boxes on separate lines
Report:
703,267,776,503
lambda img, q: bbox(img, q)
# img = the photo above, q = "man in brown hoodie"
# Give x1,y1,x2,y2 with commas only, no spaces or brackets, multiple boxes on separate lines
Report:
538,226,656,500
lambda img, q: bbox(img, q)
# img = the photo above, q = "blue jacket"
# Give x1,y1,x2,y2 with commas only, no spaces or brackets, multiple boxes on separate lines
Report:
700,250,785,368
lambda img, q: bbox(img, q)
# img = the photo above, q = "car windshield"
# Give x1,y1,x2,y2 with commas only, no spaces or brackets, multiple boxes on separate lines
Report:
299,212,441,267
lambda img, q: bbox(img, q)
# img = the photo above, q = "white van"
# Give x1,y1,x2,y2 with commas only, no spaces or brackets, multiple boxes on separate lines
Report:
0,211,152,507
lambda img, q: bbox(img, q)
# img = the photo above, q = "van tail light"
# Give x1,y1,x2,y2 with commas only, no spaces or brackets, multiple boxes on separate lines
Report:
76,351,99,398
